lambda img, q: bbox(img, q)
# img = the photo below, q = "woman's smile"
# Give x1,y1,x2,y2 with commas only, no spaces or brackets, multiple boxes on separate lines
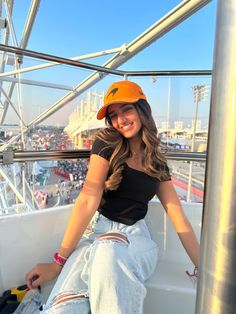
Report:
120,122,134,132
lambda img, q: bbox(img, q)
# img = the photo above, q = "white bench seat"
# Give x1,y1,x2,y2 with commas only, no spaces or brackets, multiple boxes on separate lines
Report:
0,201,201,314
144,261,197,313
146,260,197,293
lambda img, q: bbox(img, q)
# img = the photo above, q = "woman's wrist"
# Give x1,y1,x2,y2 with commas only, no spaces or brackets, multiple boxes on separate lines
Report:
52,261,63,271
53,252,68,267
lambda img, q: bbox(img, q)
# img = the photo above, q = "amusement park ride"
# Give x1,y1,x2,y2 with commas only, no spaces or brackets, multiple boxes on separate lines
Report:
0,0,235,313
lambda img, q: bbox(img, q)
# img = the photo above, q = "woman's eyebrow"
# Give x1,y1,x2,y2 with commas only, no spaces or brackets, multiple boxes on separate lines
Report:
120,103,132,109
108,104,132,114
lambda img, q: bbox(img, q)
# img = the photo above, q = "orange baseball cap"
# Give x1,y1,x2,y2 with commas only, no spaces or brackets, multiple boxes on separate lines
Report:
97,80,147,120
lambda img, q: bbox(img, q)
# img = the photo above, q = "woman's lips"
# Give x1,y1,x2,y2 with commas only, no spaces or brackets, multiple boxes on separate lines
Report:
120,122,133,132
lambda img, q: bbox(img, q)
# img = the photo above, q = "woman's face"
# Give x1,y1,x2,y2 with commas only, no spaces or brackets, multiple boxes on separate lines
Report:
107,103,142,139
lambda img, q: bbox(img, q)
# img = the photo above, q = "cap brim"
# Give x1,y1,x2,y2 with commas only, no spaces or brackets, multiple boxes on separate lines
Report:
97,106,107,120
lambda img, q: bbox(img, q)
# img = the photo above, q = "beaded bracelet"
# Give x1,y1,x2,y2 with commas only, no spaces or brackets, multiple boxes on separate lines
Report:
53,252,68,267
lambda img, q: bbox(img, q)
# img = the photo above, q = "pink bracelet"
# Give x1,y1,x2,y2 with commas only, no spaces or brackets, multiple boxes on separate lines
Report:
53,252,68,267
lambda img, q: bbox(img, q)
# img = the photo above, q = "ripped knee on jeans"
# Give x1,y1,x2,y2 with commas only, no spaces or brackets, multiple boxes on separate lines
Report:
52,291,89,306
96,232,129,244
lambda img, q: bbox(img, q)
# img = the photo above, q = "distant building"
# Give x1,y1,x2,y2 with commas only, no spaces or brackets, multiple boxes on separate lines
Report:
174,121,183,130
161,121,168,130
65,91,105,149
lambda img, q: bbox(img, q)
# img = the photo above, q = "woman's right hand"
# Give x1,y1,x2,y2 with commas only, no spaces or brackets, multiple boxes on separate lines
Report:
25,262,62,289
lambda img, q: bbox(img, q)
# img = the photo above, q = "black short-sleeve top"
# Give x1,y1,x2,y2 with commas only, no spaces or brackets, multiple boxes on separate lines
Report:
91,138,171,225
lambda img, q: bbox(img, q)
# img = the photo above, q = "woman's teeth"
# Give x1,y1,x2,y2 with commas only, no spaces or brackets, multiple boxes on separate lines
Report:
122,123,132,131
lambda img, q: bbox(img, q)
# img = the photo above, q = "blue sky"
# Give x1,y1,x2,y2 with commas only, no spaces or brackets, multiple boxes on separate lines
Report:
4,0,217,125
14,0,217,69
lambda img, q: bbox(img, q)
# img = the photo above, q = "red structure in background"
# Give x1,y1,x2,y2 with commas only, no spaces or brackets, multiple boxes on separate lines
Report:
172,177,204,199
84,139,93,149
53,168,70,180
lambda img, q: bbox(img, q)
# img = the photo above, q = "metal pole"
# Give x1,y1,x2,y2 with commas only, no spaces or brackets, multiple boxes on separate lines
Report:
0,45,124,76
0,46,125,78
166,77,171,148
187,91,199,202
0,150,206,164
20,0,41,49
3,0,19,46
0,76,74,91
3,1,28,150
0,167,25,203
0,0,13,74
187,84,207,202
0,0,41,123
0,84,26,124
196,0,236,313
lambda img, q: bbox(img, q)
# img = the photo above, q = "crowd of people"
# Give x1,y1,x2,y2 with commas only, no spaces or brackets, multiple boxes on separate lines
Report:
57,159,88,183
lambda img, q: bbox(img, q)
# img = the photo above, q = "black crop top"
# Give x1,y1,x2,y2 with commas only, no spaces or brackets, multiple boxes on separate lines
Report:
91,138,171,225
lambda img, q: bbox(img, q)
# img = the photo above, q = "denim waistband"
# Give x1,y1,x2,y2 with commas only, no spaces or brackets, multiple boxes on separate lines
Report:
89,211,151,239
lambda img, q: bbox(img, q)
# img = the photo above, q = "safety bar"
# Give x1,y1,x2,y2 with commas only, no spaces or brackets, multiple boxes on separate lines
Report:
0,44,211,77
0,149,206,164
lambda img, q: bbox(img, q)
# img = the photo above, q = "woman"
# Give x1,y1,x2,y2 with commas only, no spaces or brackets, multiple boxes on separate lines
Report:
25,80,199,314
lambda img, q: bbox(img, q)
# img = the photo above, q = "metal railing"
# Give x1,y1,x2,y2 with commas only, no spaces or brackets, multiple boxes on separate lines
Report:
0,149,207,164
0,44,212,78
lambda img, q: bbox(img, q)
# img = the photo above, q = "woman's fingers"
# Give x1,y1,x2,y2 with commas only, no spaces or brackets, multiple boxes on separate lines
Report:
25,263,62,289
31,276,42,289
25,269,40,289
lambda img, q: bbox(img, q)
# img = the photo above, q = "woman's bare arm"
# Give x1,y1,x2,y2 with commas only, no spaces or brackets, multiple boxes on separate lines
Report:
58,154,109,257
25,154,109,288
156,180,199,267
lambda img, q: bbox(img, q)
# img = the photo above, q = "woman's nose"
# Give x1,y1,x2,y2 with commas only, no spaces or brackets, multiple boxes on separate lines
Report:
117,113,126,124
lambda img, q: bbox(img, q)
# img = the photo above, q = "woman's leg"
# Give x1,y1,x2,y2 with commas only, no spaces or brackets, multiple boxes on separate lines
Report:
87,220,158,314
43,239,91,314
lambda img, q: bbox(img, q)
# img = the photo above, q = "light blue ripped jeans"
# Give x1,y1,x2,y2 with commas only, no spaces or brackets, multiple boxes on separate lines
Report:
43,212,158,314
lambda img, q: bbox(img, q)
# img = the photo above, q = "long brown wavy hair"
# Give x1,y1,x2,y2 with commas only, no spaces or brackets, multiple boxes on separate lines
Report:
95,99,169,190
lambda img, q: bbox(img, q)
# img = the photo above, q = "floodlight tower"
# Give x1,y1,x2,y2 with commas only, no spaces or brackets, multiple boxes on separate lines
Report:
187,84,208,202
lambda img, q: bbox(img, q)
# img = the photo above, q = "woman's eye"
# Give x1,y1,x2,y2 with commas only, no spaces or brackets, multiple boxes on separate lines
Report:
123,106,133,112
109,114,116,120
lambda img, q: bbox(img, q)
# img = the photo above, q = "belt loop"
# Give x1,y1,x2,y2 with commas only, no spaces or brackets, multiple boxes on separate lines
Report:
94,211,100,224
90,211,100,231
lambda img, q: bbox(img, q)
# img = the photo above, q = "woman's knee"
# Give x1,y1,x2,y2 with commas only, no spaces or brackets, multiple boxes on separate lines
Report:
90,232,131,275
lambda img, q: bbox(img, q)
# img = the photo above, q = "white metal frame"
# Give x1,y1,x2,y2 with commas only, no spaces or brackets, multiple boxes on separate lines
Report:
0,0,41,122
